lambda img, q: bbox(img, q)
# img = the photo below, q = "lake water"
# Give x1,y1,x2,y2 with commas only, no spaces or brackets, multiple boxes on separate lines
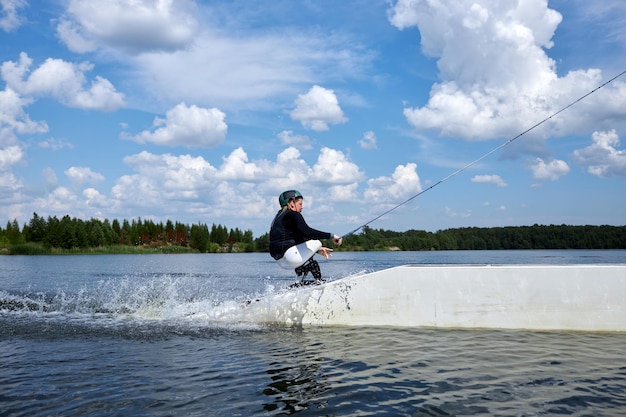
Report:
1,250,626,416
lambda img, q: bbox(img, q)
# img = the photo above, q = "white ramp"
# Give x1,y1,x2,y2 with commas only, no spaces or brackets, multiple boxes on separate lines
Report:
248,264,626,331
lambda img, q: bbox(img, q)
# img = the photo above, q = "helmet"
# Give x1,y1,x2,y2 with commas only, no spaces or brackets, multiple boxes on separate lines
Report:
279,190,303,207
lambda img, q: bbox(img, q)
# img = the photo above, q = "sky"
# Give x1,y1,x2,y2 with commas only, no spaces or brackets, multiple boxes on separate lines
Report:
1,0,626,239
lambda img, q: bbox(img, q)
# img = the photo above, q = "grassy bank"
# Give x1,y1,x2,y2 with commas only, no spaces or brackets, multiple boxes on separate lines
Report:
4,242,198,255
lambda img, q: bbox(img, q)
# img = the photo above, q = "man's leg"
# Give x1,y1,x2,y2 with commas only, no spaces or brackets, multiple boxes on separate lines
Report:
294,258,324,283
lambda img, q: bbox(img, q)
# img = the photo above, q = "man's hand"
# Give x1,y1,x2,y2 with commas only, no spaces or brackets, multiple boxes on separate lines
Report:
317,247,333,259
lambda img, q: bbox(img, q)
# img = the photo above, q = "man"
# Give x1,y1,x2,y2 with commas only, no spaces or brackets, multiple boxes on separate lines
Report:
269,190,342,285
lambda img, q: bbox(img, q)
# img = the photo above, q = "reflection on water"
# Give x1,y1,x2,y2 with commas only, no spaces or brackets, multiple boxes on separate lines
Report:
2,311,626,416
263,360,331,414
252,326,626,416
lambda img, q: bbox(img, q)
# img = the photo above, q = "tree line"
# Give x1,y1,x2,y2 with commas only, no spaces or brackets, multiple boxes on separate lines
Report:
1,213,254,254
340,224,626,251
1,213,625,254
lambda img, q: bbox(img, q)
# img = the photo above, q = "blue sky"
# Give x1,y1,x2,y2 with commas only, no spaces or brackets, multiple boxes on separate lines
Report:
1,0,625,238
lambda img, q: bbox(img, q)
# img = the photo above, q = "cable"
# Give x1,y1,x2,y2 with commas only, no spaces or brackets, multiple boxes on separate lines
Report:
343,69,626,238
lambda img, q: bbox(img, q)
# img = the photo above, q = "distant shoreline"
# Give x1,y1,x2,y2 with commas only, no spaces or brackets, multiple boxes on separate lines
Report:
3,222,625,254
3,243,626,256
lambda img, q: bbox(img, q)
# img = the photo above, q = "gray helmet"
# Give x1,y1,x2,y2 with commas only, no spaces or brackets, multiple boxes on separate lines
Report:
279,190,303,207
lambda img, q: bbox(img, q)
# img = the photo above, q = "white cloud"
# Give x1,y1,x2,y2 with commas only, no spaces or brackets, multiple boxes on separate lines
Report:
388,0,626,147
0,145,23,206
0,87,48,146
364,163,422,203
38,138,74,151
56,19,97,53
358,130,377,150
290,85,348,131
572,129,626,177
0,0,25,32
471,174,507,187
264,147,311,191
328,183,359,202
217,147,259,181
0,170,21,194
389,0,561,85
58,0,199,54
311,147,363,184
277,130,312,150
98,13,372,113
0,144,22,171
44,0,376,116
116,151,217,202
65,166,105,186
207,181,270,219
25,184,112,221
83,187,110,209
1,52,125,111
35,186,80,214
529,157,570,181
106,146,364,221
123,102,227,148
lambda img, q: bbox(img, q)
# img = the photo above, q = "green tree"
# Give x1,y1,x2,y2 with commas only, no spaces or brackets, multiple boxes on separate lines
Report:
190,223,210,252
5,219,23,244
255,232,269,252
26,212,47,242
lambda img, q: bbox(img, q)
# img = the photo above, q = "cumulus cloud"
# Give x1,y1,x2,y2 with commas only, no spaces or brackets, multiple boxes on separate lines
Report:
572,129,626,177
0,144,22,170
0,145,24,197
0,170,21,194
364,163,422,203
1,52,125,111
277,130,312,150
358,131,377,149
108,145,364,218
115,151,217,204
529,157,570,181
388,0,626,145
217,147,259,181
65,166,105,186
34,186,80,214
0,0,25,32
0,86,48,145
328,183,359,202
311,147,364,185
57,0,198,54
122,102,227,148
471,174,507,187
290,85,348,131
265,147,312,191
83,187,111,209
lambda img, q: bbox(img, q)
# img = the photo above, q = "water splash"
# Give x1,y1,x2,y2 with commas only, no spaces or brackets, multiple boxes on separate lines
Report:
1,266,372,334
0,273,272,330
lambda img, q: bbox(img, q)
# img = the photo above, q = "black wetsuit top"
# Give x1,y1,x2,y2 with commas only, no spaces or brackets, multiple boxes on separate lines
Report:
269,210,331,260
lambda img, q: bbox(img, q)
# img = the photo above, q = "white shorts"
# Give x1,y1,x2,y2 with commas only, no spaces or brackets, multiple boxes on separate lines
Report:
276,240,322,270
